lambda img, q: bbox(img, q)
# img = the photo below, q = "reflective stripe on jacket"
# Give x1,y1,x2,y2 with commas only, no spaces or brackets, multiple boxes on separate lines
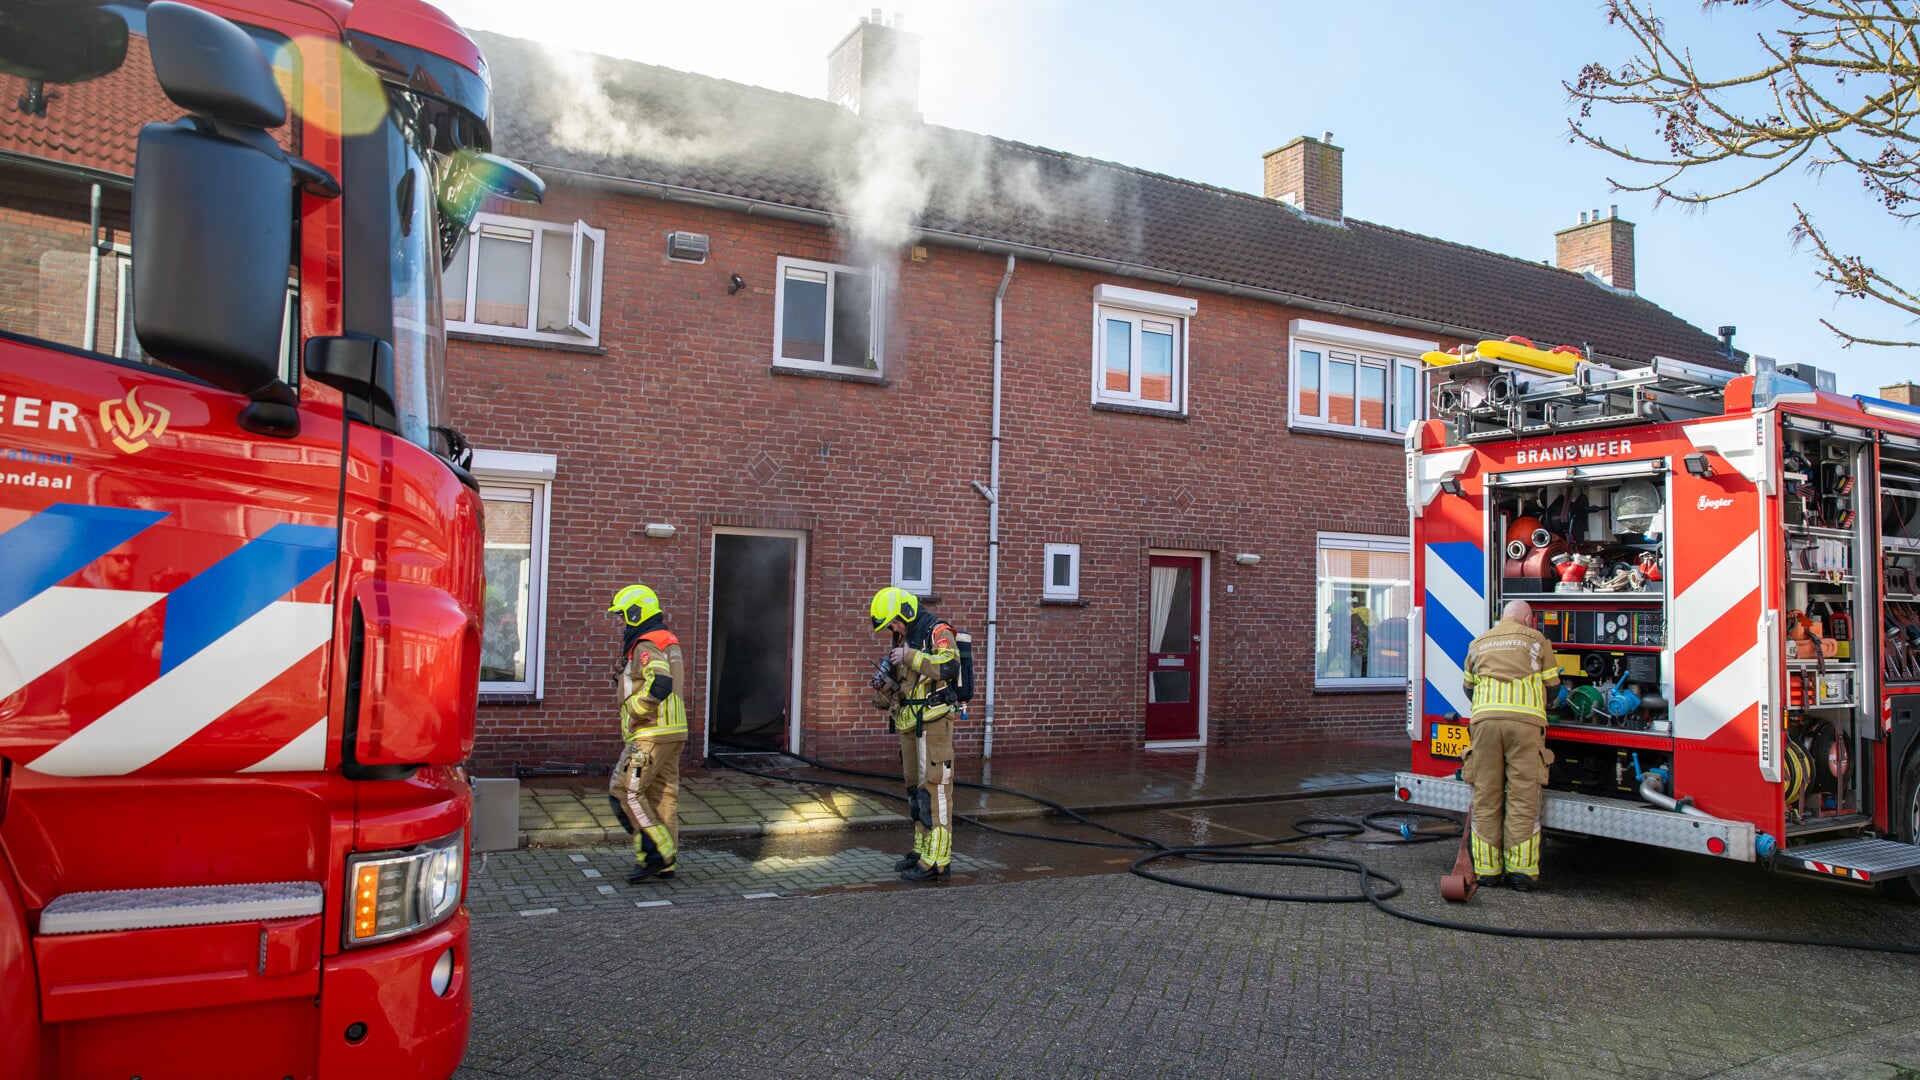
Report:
1462,617,1560,725
620,628,688,741
888,621,958,734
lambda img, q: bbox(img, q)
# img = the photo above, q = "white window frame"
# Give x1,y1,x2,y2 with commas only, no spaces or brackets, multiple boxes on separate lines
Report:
1314,531,1411,691
473,449,558,699
444,212,605,347
773,255,883,373
892,534,933,594
1091,284,1196,414
1288,319,1435,440
1043,543,1081,601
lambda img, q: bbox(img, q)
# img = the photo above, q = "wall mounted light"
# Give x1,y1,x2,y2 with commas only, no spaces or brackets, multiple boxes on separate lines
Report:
1234,553,1261,566
727,273,745,295
643,523,678,539
1438,477,1465,497
1683,453,1714,478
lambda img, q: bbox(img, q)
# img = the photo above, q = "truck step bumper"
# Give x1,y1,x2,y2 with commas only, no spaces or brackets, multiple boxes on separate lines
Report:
1395,772,1757,862
39,880,323,934
1777,838,1920,884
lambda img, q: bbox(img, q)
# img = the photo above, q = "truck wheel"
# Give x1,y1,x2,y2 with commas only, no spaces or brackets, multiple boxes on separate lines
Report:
1899,751,1920,902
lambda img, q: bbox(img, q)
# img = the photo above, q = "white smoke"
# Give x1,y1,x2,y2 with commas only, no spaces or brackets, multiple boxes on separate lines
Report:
486,26,1139,277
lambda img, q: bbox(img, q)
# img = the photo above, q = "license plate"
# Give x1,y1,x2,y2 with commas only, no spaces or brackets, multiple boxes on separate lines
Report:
1429,722,1469,759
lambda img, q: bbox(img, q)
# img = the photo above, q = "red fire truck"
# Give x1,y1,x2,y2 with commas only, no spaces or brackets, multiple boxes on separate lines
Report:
0,1,540,1075
1398,337,1920,895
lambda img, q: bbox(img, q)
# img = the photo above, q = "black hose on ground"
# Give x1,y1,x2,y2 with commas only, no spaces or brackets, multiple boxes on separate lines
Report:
711,745,1920,956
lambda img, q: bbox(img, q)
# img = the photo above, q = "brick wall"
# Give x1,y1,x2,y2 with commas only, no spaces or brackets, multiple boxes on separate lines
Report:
448,179,1448,773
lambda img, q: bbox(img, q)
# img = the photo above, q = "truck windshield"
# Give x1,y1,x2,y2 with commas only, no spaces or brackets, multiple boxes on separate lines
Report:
0,0,298,375
383,91,449,452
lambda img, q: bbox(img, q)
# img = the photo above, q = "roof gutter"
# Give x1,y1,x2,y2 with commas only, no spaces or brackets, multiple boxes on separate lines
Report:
528,163,1504,346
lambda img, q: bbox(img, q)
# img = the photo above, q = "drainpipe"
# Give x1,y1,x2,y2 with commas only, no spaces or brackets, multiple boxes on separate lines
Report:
82,184,101,353
971,254,1015,759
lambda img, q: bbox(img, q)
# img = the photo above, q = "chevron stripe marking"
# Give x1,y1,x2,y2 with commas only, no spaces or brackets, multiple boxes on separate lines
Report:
26,602,334,777
159,524,337,676
0,586,165,699
0,505,166,619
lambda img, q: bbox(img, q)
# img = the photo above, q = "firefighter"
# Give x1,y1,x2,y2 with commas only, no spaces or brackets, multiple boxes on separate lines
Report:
870,587,960,882
1460,599,1560,891
607,583,688,884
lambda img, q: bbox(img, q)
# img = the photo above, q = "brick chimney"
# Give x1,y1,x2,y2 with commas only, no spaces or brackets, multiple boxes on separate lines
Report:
1262,133,1343,222
1555,206,1636,292
828,11,921,121
1881,383,1920,405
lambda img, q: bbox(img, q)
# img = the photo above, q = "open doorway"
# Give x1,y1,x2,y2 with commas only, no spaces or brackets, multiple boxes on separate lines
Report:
707,530,804,755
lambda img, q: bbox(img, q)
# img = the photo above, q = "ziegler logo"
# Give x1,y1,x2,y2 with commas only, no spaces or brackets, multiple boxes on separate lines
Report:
1697,495,1734,510
99,388,170,454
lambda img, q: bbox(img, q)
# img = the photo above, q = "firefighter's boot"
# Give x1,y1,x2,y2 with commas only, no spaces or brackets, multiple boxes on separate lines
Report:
895,822,928,872
1502,831,1540,892
899,862,948,883
627,856,676,884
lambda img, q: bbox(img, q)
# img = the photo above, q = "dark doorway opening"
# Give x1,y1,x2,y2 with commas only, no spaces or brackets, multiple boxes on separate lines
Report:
709,533,798,755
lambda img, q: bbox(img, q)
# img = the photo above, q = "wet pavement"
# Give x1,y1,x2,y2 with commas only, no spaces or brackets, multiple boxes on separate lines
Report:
508,739,1406,849
460,793,1920,1079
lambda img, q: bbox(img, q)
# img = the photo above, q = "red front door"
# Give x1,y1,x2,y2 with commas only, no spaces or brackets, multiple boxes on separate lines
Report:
1145,555,1202,742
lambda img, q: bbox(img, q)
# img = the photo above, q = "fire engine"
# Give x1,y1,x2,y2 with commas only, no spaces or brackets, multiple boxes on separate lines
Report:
1398,336,1920,895
0,0,540,1075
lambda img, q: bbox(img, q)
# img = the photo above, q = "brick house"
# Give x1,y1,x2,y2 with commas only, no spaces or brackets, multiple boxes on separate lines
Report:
449,21,1735,774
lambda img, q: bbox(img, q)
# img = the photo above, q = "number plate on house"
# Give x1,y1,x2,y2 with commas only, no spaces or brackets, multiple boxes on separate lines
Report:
1429,722,1470,759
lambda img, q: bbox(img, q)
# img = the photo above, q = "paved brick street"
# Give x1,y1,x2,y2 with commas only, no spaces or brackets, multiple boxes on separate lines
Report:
458,797,1920,1079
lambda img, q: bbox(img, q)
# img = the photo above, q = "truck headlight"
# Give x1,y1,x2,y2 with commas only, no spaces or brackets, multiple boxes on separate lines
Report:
344,829,465,947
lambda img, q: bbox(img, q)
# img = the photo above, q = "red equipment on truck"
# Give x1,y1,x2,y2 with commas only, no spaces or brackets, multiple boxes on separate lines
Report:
0,1,540,1075
1400,337,1920,895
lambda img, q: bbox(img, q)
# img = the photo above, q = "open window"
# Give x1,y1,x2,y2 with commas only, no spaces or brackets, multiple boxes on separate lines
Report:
774,256,879,372
443,212,604,347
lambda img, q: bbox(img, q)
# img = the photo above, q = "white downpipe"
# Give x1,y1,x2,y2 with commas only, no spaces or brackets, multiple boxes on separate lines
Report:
82,184,101,353
976,255,1016,758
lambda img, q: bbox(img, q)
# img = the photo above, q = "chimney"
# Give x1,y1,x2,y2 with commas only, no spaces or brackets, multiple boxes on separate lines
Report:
1555,204,1636,292
1881,382,1920,405
828,12,921,121
1262,133,1343,222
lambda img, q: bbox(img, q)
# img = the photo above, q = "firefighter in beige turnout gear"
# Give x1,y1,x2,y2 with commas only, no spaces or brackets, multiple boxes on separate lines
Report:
1460,599,1560,891
607,584,688,884
870,587,960,882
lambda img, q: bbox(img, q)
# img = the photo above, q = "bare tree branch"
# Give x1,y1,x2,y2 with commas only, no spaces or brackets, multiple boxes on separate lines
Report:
1567,0,1920,347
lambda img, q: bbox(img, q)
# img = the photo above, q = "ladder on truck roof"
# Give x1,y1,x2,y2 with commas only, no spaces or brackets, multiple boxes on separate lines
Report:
1427,347,1736,443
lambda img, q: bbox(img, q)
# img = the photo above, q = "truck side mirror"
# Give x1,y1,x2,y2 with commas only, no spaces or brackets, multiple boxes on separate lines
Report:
129,2,316,426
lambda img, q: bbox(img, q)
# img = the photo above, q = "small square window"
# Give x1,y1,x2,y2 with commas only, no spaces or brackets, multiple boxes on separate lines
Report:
1044,543,1080,600
893,535,932,594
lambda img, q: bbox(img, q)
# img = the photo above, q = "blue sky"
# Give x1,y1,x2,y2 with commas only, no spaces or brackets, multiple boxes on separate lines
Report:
439,0,1915,395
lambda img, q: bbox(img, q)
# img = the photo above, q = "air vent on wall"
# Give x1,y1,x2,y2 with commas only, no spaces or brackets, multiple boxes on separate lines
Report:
666,231,710,263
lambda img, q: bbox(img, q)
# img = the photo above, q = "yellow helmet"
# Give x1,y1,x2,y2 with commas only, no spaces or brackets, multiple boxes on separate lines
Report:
608,583,662,627
869,586,918,632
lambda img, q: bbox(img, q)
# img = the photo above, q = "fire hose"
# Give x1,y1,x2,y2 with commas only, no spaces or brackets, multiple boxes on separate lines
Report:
713,744,1920,956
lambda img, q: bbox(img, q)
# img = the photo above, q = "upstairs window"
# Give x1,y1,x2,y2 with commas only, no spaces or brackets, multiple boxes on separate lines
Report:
1092,285,1196,413
1289,320,1432,440
444,213,604,347
775,256,879,372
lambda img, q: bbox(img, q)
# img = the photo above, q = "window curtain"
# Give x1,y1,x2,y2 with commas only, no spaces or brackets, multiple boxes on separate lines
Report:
1148,566,1179,702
